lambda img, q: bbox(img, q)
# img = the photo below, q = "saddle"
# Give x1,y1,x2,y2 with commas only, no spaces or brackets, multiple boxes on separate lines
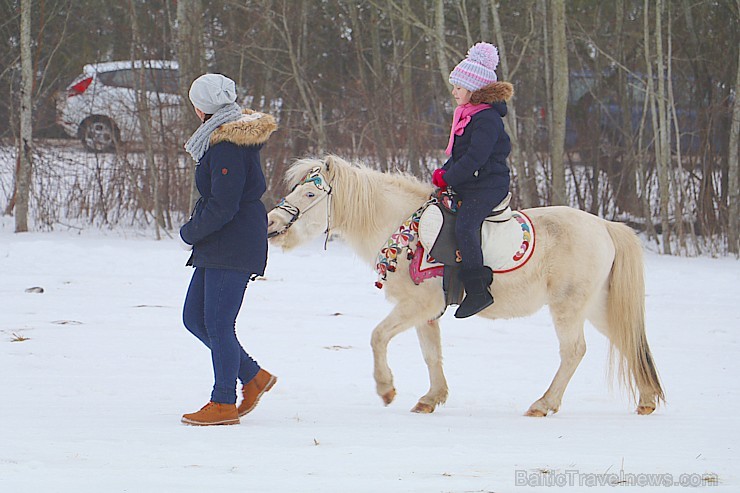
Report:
417,190,534,306
419,191,513,266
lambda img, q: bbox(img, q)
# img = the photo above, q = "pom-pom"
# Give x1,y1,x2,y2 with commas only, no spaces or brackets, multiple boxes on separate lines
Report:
467,42,499,70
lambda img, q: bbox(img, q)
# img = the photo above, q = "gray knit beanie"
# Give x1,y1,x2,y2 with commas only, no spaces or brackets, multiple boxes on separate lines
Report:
188,73,237,114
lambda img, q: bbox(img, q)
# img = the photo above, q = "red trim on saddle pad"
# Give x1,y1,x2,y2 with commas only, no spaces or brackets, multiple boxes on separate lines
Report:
493,210,536,274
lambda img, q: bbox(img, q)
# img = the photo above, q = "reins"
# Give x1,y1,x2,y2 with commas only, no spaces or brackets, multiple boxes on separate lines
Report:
323,192,332,250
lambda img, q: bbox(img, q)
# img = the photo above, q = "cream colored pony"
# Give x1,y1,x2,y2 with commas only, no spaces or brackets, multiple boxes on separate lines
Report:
267,155,664,416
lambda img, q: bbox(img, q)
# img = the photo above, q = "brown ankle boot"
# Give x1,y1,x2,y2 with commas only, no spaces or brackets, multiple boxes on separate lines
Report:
181,401,240,426
238,369,277,417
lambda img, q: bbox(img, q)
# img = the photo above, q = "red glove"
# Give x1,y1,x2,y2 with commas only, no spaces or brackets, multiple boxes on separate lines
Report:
432,168,448,189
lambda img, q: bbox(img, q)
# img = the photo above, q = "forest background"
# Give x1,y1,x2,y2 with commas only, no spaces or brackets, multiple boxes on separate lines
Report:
1,0,738,256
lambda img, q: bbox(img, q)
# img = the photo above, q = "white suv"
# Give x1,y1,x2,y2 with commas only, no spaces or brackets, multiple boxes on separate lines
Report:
57,60,180,152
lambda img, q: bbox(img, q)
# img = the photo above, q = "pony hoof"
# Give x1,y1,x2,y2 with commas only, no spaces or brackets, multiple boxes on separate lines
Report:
381,389,396,406
636,405,655,415
525,408,548,417
410,402,435,414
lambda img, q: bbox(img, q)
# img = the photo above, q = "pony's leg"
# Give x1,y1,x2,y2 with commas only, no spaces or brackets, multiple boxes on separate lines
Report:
371,302,430,406
526,313,587,417
410,319,448,413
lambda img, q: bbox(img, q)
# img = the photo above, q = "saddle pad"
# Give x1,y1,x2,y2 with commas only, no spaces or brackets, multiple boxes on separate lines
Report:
418,205,535,273
482,211,535,272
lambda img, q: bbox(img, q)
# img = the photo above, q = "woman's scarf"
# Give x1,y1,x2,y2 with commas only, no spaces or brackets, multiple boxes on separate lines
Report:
444,103,490,156
184,102,244,162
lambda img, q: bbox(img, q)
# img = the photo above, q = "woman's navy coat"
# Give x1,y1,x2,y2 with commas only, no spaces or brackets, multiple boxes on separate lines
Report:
180,110,277,276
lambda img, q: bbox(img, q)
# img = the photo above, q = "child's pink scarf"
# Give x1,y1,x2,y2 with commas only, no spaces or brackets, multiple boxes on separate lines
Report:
445,103,489,155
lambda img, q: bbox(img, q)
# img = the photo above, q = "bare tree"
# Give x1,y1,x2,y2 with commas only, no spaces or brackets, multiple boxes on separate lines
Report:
347,4,389,170
15,0,33,232
176,0,205,115
401,0,420,175
273,2,327,152
729,13,740,255
549,0,568,205
434,0,450,89
646,0,672,254
176,0,205,209
666,9,695,253
614,0,641,217
490,0,538,208
129,0,163,239
479,0,489,40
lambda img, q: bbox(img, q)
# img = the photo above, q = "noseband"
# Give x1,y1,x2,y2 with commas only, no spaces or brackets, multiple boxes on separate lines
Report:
268,166,333,243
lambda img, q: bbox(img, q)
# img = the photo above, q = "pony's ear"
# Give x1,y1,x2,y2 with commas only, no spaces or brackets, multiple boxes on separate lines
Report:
323,154,345,181
324,155,334,172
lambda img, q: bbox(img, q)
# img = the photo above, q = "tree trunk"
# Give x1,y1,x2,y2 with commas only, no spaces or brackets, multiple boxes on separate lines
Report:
176,0,205,210
369,7,391,170
346,5,388,170
681,0,716,236
15,0,34,233
455,1,472,48
549,0,568,205
479,0,489,41
129,1,163,239
666,9,689,253
615,0,640,217
637,0,657,244
176,0,204,128
539,0,553,198
434,0,450,88
728,26,740,255
490,0,537,207
402,0,419,176
278,2,327,153
654,0,672,254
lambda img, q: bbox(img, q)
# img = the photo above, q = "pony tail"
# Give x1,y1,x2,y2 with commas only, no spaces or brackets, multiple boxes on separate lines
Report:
605,222,665,407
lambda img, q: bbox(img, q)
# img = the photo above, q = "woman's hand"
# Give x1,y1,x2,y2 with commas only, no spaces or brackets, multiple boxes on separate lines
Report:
179,232,193,251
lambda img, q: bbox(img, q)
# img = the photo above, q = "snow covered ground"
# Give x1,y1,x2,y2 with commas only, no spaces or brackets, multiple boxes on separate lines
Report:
1,218,738,492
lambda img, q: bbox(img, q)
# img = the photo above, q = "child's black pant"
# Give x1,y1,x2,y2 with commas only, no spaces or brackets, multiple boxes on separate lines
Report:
455,187,509,269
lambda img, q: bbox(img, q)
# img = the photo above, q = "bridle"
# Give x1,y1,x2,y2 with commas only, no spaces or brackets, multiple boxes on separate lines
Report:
268,166,333,247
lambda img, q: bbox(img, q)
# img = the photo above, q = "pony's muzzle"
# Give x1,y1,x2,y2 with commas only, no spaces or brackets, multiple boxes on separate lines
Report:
266,217,285,238
267,228,284,239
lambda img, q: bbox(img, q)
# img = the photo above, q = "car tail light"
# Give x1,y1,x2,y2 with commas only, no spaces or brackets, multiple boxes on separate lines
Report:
68,77,93,97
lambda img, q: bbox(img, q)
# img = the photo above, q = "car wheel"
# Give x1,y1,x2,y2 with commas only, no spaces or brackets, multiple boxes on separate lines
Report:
79,117,118,152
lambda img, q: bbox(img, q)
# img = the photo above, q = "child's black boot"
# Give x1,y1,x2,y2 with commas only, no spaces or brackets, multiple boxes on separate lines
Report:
454,266,494,319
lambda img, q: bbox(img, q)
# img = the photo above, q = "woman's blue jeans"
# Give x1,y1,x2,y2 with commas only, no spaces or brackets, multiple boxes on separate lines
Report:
183,267,261,404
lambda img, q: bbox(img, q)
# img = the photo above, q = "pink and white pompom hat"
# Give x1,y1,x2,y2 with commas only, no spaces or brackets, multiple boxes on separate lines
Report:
449,42,500,92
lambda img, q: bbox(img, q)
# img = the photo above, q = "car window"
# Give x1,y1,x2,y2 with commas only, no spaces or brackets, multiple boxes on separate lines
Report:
156,69,179,94
136,68,178,94
97,67,179,94
98,69,136,89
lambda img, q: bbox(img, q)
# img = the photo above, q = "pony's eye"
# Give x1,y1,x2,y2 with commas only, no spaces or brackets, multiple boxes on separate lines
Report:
306,192,315,198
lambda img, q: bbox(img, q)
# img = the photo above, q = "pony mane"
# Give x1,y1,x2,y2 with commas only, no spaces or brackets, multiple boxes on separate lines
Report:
285,155,432,240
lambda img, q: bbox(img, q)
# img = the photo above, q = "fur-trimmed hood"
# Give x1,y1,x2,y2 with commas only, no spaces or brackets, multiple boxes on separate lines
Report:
210,109,277,147
470,81,514,105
